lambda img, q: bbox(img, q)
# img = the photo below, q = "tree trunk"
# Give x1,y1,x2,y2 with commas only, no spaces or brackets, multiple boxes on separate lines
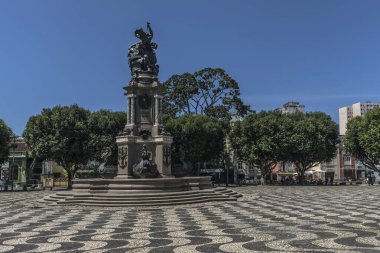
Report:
66,170,73,190
299,170,305,185
260,167,267,185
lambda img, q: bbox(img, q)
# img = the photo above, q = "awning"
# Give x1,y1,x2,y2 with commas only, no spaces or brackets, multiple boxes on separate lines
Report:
310,170,325,173
200,169,223,173
276,172,296,176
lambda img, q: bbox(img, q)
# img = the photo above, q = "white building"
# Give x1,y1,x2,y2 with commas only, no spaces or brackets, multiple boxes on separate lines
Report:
338,102,380,181
338,106,353,135
278,101,305,114
339,102,380,135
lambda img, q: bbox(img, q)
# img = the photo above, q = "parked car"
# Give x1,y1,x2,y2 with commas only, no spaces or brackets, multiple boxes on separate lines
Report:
365,176,380,185
241,178,254,185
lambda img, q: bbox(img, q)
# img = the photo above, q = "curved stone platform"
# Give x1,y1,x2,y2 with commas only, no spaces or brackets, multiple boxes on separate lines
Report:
42,177,242,207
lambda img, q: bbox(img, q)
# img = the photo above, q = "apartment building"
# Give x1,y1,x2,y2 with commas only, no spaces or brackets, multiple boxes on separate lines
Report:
339,102,380,135
338,102,380,181
338,106,353,135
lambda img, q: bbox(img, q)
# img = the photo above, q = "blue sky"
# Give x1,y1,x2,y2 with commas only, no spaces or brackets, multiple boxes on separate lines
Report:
1,0,380,135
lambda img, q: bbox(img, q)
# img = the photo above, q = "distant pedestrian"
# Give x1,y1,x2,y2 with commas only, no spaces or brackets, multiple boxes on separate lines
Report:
0,179,4,191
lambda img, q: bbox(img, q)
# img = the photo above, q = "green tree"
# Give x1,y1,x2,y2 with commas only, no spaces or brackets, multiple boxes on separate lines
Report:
344,108,380,173
232,111,286,184
23,105,91,189
164,114,225,175
0,119,12,165
285,112,339,184
162,68,252,178
163,68,251,119
88,110,128,165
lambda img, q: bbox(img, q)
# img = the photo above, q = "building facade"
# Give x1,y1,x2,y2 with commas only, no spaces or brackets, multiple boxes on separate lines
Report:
339,102,380,135
278,101,305,114
338,106,353,135
338,102,380,180
1,138,28,186
0,138,67,188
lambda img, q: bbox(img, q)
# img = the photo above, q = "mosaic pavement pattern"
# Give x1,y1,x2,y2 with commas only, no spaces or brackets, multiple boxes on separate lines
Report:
1,186,380,252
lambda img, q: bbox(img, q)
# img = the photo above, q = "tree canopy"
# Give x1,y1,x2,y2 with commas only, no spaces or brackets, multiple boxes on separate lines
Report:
88,110,127,165
163,68,251,120
230,111,287,183
285,112,339,183
23,105,91,188
344,108,380,173
164,114,225,175
162,68,251,177
0,119,12,165
23,104,127,188
230,111,339,184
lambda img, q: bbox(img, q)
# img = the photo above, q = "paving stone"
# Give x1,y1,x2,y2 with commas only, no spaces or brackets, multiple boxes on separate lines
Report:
1,186,380,252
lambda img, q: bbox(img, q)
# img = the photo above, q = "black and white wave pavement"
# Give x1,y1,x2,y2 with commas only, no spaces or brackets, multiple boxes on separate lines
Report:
1,186,380,252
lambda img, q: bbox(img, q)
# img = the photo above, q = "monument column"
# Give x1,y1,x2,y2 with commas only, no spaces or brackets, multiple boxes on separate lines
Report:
126,96,131,125
158,97,163,125
154,94,162,126
130,94,136,125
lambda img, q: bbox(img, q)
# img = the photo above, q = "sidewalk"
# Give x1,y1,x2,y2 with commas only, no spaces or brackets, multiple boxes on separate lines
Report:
0,186,68,192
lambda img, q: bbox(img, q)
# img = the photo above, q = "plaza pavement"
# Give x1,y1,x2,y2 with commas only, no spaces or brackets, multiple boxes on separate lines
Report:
1,186,380,252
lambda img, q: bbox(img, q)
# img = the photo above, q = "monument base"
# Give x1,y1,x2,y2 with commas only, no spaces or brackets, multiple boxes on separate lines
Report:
42,177,242,207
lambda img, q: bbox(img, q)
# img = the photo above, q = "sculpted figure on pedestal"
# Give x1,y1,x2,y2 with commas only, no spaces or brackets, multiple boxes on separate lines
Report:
132,144,160,178
128,22,159,76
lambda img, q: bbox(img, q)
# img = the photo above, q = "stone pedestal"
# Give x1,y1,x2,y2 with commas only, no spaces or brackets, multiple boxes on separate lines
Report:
116,72,173,178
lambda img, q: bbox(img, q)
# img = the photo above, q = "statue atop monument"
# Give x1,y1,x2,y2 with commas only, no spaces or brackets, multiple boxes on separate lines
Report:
128,22,159,77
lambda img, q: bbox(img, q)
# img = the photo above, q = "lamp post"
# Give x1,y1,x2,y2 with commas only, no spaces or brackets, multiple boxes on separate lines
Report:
9,135,18,191
223,139,229,187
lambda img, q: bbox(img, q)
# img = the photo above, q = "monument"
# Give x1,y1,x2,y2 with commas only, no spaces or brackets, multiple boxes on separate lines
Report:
42,23,241,207
116,22,173,179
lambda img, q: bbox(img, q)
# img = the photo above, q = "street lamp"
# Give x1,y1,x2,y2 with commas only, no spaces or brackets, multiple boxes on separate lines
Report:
9,135,18,191
222,139,229,187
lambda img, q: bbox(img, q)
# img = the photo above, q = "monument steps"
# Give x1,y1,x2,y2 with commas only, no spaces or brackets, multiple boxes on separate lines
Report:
42,187,241,207
56,199,233,207
55,195,233,205
49,188,221,197
214,188,243,198
50,193,214,201
50,197,235,207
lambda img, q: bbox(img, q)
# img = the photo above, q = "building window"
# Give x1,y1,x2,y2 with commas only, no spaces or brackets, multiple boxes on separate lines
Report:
343,155,351,165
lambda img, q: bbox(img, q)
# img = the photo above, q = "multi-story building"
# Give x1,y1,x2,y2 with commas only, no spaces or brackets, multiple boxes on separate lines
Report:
338,102,380,181
339,102,380,135
311,140,363,182
338,106,353,135
277,101,305,114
